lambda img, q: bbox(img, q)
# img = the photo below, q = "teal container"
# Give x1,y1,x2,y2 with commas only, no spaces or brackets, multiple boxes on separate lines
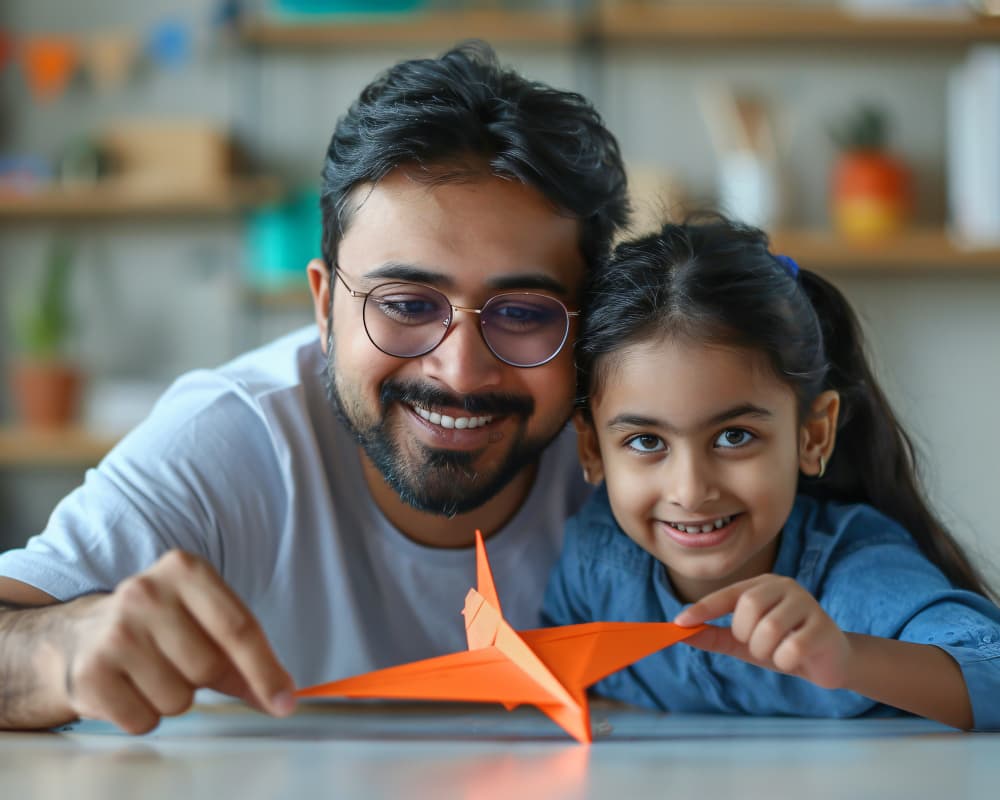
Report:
274,1,425,14
246,189,322,291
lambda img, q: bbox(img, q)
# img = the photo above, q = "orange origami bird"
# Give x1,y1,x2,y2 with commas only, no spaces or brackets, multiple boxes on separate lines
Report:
295,530,705,743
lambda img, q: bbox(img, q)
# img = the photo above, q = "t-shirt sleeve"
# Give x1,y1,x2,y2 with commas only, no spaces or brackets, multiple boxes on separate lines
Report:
818,528,1000,731
0,372,287,603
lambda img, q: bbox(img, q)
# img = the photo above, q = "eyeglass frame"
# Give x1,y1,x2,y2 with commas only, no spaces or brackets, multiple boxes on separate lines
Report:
331,264,580,368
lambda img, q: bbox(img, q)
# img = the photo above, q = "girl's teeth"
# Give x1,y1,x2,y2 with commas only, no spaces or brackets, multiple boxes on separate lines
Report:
413,406,493,430
671,515,733,534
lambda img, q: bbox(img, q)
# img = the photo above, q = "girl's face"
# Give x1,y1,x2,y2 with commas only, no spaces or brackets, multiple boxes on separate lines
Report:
577,337,836,604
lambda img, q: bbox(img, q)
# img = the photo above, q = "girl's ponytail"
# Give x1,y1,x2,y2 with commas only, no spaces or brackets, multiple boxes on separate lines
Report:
799,270,991,598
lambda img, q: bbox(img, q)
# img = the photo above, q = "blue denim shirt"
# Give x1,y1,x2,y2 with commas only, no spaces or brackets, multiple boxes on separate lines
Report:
542,486,1000,730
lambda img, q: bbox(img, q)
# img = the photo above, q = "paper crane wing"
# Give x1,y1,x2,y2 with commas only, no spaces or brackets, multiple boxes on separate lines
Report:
295,646,556,705
518,621,702,688
295,529,705,743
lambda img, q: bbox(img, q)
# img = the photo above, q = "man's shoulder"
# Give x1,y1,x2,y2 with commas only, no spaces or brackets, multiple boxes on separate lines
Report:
215,326,325,398
151,327,323,421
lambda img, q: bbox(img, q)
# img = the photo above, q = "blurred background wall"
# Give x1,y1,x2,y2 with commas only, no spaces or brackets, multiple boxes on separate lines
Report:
1,0,998,586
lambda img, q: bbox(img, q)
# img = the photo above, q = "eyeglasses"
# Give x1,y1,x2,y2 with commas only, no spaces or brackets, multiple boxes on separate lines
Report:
333,266,579,368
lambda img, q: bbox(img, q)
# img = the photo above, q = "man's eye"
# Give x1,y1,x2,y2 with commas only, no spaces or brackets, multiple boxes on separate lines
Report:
375,297,441,324
715,429,755,449
625,434,665,453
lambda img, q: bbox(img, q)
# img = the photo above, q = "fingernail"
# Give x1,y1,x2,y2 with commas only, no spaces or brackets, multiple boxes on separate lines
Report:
271,690,296,717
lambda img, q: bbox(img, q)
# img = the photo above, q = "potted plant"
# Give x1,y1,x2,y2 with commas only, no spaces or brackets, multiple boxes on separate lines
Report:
8,239,84,428
829,104,912,241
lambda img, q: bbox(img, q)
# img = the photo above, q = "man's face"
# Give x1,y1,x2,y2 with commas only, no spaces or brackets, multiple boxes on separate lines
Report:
313,170,585,516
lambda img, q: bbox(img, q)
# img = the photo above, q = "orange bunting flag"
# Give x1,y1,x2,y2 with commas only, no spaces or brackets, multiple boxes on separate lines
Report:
22,37,79,102
296,530,706,744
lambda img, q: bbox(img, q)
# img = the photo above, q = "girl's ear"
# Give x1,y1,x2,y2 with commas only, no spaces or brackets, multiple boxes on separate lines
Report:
799,390,840,477
573,410,605,485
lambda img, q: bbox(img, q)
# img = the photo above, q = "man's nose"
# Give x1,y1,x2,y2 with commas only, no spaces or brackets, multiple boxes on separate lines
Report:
420,313,504,395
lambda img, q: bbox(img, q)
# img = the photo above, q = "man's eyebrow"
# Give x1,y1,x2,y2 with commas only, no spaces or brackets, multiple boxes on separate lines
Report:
361,263,570,296
362,262,447,285
607,403,774,433
487,273,570,295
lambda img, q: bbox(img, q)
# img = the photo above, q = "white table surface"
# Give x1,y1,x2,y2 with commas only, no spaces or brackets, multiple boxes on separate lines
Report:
1,701,996,800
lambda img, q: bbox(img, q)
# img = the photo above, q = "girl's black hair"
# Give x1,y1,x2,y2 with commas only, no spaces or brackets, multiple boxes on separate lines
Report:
320,40,629,274
577,214,991,598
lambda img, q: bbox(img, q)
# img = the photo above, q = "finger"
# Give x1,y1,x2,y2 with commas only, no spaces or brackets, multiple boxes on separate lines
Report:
161,553,296,716
728,579,792,643
771,615,842,684
682,625,749,659
674,575,772,626
209,670,266,711
69,656,162,735
148,600,234,691
101,618,197,718
744,595,809,664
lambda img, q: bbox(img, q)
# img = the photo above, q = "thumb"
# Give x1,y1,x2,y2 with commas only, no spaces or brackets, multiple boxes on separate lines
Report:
683,625,748,659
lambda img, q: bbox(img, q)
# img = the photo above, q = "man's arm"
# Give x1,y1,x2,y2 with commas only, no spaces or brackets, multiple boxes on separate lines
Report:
0,552,297,733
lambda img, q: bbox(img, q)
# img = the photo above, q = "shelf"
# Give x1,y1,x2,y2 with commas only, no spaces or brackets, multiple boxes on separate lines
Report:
240,9,580,47
0,427,118,468
244,285,312,309
0,177,283,220
240,4,1000,49
769,228,1000,271
598,2,1000,45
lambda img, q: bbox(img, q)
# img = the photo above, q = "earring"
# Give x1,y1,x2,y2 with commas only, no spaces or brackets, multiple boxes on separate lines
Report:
817,454,826,479
583,467,592,484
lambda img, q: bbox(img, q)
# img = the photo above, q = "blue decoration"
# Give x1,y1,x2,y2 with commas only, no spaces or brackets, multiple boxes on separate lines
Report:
775,254,800,278
146,20,193,69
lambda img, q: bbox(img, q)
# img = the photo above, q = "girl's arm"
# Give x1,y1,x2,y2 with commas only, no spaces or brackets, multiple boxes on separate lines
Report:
674,575,973,729
841,633,971,729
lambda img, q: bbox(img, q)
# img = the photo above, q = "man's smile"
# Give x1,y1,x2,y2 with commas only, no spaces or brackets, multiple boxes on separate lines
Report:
409,403,495,430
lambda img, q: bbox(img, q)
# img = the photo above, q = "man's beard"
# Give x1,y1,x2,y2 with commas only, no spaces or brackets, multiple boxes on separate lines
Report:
325,340,564,518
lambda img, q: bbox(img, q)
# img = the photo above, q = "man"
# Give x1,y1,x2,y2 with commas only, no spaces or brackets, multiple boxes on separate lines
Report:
0,42,628,733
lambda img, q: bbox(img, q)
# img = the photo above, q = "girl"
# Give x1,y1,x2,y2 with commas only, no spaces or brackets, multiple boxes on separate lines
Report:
542,216,1000,730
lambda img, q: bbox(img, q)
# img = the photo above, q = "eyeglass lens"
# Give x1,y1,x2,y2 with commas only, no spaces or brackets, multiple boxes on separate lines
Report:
361,283,570,367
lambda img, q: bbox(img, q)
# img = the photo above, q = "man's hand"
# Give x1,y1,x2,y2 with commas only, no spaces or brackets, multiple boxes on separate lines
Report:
0,550,296,733
674,574,852,690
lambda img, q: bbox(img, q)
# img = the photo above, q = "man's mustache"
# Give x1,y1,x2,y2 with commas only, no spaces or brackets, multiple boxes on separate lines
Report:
380,379,534,418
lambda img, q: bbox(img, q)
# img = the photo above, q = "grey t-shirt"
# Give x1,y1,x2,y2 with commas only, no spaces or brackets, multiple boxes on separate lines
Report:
0,327,589,687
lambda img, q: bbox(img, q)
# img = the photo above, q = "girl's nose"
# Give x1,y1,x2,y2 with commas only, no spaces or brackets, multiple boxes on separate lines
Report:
664,450,719,511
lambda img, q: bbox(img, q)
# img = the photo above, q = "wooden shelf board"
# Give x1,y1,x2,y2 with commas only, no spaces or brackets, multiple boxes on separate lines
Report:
0,427,119,468
769,228,1000,271
245,287,313,309
0,177,283,220
240,9,580,47
597,2,1000,45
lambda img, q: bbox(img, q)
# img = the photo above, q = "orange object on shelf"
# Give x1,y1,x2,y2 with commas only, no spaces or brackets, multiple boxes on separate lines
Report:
296,530,705,744
832,150,911,240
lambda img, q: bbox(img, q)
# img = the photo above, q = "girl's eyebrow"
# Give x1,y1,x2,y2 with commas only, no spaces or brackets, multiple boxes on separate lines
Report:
607,403,773,434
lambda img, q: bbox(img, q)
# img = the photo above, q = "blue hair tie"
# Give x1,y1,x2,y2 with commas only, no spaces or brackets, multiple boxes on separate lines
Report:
775,254,800,278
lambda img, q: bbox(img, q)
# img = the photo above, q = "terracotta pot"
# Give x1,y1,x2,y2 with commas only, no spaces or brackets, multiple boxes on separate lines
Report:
831,150,911,240
8,360,84,429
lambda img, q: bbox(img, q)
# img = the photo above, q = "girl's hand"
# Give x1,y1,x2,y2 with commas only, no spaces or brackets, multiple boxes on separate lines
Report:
673,574,852,690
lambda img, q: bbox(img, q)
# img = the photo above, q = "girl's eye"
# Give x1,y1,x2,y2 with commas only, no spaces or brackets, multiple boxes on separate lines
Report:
715,428,755,449
625,434,665,453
